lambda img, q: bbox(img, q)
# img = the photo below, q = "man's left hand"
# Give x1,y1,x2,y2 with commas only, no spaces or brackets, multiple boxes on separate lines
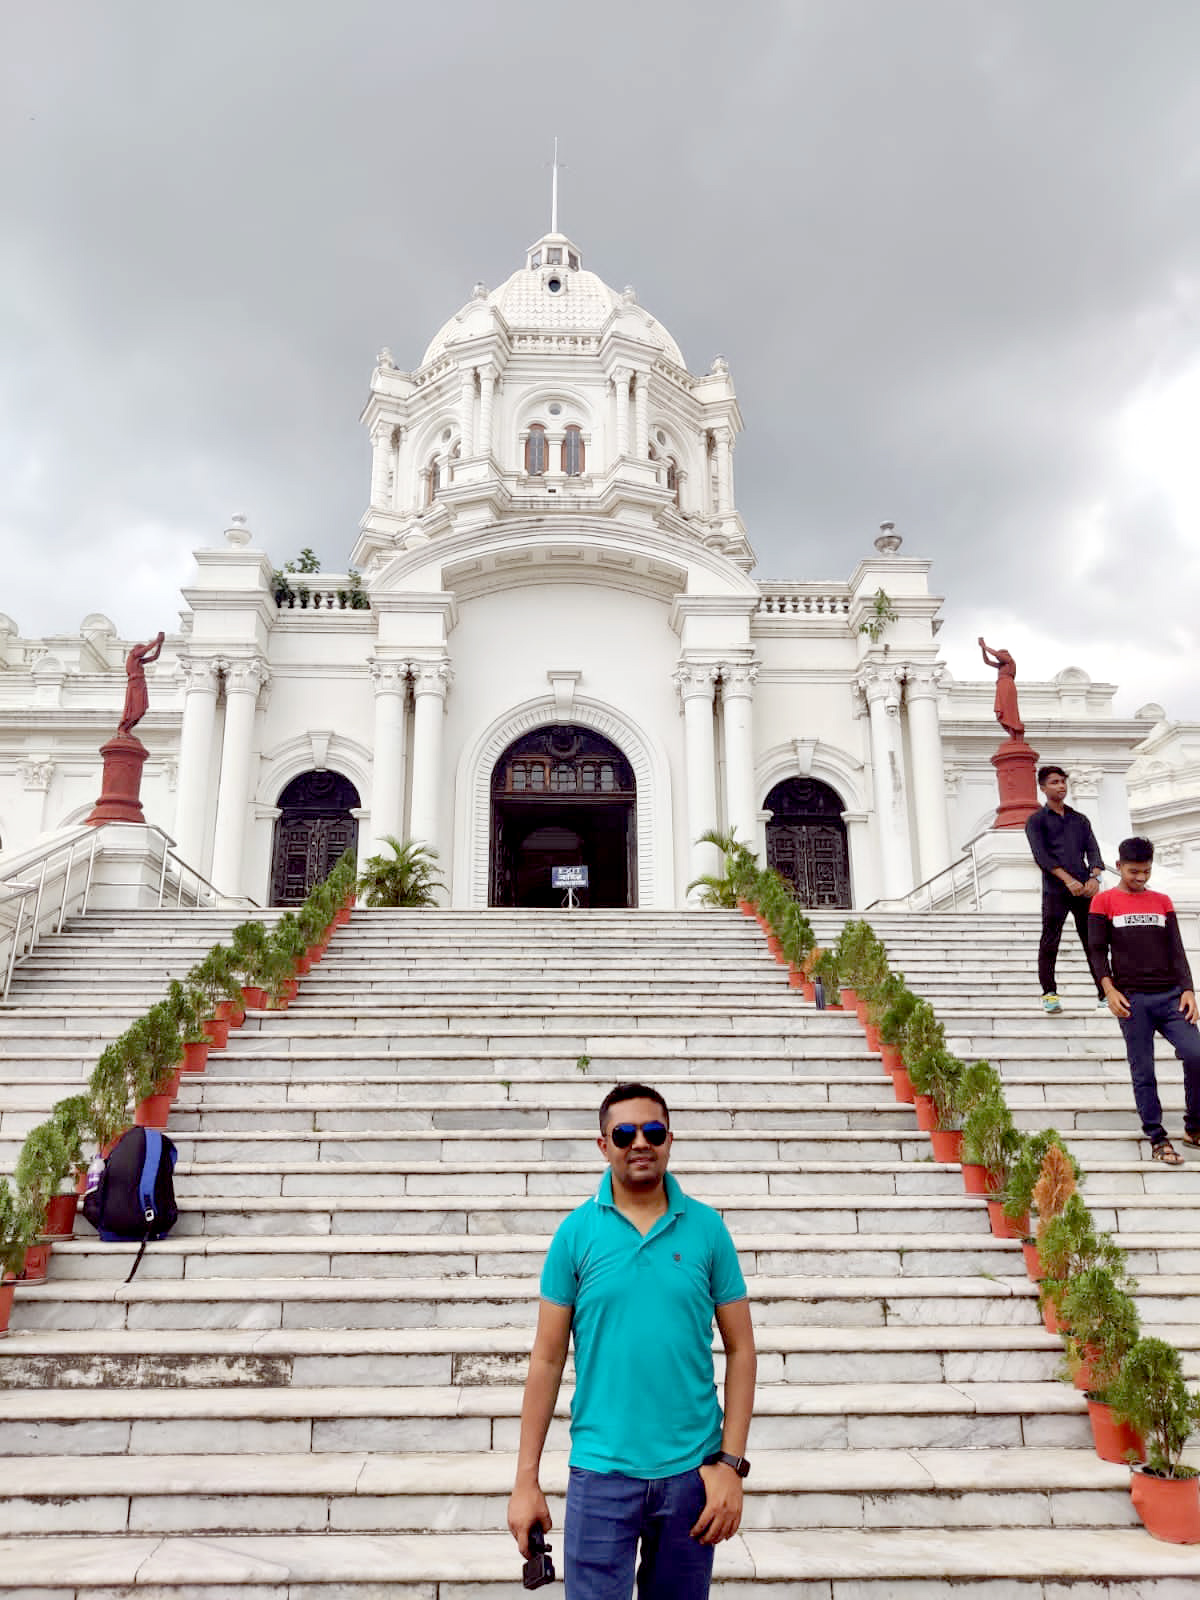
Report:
691,1462,743,1544
1082,876,1101,898
1181,991,1199,1024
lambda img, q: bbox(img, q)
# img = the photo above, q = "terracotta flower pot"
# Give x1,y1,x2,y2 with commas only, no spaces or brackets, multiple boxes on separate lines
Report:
21,1243,51,1282
306,943,325,965
202,1015,230,1050
241,986,267,1012
986,1199,1026,1239
855,999,871,1026
880,1043,902,1073
134,1092,172,1129
929,1127,964,1164
0,1275,14,1335
182,1040,209,1073
801,978,817,1002
215,999,245,1029
913,1092,938,1132
1131,1467,1200,1543
862,1022,882,1054
334,906,351,926
1040,1294,1063,1335
787,967,804,989
1086,1396,1145,1464
840,986,859,1011
294,953,311,977
1071,1345,1103,1391
283,977,299,1002
962,1163,1001,1196
891,1064,915,1104
736,899,755,917
1021,1238,1044,1280
42,1193,78,1240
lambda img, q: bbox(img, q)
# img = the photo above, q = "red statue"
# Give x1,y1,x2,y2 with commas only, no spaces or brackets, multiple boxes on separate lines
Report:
117,632,166,735
979,637,1024,739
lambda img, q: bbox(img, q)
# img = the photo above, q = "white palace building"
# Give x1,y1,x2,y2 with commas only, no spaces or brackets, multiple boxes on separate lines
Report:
1,226,1198,910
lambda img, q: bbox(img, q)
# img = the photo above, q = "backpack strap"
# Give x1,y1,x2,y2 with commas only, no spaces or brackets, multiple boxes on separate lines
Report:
125,1129,163,1286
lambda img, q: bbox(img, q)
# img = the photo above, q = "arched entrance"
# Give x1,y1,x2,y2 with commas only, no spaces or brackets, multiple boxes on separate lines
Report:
270,771,360,905
490,726,636,907
765,777,851,907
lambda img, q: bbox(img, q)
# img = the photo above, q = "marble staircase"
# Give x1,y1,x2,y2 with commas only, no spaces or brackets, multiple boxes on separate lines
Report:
1,908,1199,1595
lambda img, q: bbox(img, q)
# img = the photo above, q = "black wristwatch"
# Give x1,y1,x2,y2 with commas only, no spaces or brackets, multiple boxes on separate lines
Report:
707,1451,750,1478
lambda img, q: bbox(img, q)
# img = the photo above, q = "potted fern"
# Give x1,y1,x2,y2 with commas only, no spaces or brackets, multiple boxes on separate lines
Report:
1110,1339,1200,1540
0,1180,37,1332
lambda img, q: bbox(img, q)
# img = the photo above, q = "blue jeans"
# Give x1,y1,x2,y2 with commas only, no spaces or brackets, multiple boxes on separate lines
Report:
1118,988,1200,1145
565,1465,714,1600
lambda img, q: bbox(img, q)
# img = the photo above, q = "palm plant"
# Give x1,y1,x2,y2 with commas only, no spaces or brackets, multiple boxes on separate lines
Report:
686,829,761,908
357,837,444,908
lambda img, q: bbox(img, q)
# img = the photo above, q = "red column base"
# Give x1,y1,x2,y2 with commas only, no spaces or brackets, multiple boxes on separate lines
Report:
990,736,1040,830
86,734,149,826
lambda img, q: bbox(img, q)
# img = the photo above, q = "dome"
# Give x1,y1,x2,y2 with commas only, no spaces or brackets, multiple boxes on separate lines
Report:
420,233,686,369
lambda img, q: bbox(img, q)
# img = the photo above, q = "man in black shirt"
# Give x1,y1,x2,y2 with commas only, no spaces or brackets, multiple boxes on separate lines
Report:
1025,766,1105,1014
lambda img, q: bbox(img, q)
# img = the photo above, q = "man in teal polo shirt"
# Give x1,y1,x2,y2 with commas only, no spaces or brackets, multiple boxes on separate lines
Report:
507,1082,756,1598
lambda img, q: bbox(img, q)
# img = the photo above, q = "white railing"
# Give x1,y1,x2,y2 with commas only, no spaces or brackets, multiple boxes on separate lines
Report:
866,844,981,915
755,585,852,617
1,826,223,999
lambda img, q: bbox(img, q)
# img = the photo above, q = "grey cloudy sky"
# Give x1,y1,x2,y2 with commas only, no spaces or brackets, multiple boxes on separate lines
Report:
3,1,1199,714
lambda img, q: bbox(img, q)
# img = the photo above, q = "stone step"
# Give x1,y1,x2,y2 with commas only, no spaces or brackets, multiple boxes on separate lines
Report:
41,1229,1024,1282
7,1272,1052,1334
0,1448,1147,1536
6,1525,1200,1593
0,1324,1075,1389
0,1378,1092,1456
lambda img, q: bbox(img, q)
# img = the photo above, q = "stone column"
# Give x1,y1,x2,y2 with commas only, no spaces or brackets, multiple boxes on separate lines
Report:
860,666,913,900
720,663,760,850
389,427,404,513
633,370,650,459
408,659,453,853
211,658,269,896
674,663,720,897
714,427,733,514
174,656,223,867
614,368,631,458
370,423,392,509
904,666,952,881
460,369,476,457
369,660,410,851
478,365,496,459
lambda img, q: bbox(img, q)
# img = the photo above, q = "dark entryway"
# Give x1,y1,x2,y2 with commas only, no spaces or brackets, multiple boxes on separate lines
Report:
490,726,636,907
765,777,851,907
270,770,360,905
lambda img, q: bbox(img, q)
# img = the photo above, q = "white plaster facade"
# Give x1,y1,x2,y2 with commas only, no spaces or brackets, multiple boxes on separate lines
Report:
0,231,1182,907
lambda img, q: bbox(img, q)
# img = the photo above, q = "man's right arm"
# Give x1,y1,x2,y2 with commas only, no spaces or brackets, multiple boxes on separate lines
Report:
508,1298,573,1558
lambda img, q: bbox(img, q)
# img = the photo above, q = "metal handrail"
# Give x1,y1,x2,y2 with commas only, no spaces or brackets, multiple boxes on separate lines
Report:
0,826,226,1000
865,842,981,915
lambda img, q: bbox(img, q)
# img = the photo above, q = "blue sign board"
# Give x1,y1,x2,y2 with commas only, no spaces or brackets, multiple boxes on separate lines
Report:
552,865,589,888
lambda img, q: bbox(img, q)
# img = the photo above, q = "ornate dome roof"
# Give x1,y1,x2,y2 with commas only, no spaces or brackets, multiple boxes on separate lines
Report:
420,233,686,370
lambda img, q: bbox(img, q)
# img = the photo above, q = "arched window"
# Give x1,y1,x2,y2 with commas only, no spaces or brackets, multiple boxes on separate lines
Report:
665,457,679,507
525,424,547,476
426,456,441,505
561,425,585,476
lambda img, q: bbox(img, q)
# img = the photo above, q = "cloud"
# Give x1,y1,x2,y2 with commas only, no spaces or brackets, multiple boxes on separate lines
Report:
1,0,1198,714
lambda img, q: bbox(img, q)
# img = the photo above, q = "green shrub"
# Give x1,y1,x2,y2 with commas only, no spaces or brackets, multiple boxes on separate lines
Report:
1110,1339,1200,1477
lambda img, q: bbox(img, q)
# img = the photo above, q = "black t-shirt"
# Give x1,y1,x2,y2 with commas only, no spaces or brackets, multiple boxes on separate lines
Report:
1025,804,1102,892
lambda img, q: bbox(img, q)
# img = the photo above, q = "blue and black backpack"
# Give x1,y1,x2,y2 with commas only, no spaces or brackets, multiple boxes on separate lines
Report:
82,1126,178,1282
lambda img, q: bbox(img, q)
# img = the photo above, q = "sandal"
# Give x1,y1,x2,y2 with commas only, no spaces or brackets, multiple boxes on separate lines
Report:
1152,1140,1185,1166
1181,1132,1200,1149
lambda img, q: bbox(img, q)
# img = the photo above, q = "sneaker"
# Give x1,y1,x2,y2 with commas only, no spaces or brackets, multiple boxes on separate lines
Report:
1042,994,1063,1014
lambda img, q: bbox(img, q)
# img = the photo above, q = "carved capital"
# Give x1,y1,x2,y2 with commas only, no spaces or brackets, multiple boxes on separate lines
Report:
904,665,944,702
1158,839,1183,869
942,763,967,797
1069,765,1103,800
857,665,904,713
223,658,270,699
19,758,54,792
369,659,410,695
178,655,223,695
412,659,453,699
673,663,719,702
719,662,760,699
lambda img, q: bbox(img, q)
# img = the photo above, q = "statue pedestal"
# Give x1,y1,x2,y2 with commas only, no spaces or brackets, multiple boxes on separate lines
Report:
86,734,149,826
991,736,1040,830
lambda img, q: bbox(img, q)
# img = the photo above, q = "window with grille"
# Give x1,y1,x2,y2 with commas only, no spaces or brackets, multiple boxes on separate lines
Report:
525,424,547,476
561,425,585,476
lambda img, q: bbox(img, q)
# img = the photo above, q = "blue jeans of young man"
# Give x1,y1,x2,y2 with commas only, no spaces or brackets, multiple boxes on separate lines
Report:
565,1465,714,1599
1117,988,1200,1145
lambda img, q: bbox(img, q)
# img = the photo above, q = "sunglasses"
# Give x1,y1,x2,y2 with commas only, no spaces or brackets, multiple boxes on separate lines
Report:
608,1120,669,1148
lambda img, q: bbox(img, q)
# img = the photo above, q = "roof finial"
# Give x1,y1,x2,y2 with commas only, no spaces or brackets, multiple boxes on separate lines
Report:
550,136,562,235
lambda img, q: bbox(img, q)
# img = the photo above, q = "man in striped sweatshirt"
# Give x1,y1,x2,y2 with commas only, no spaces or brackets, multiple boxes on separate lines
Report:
1087,836,1200,1167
